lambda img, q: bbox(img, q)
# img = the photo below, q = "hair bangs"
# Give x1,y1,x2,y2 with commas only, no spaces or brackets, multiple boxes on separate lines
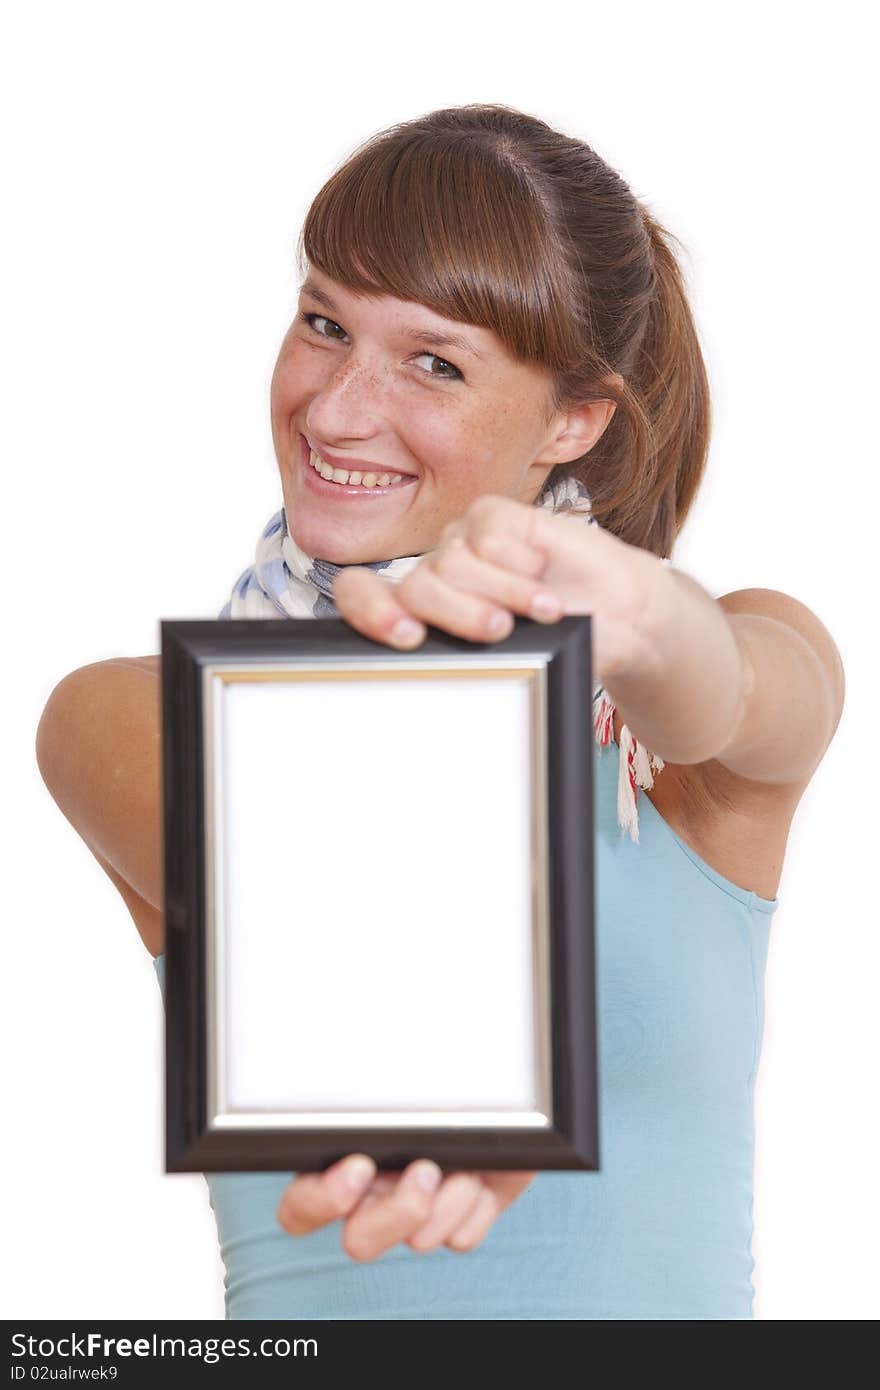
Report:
298,129,581,372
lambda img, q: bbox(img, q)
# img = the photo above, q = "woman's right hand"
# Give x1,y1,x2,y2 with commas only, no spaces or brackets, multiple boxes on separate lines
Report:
276,1153,536,1262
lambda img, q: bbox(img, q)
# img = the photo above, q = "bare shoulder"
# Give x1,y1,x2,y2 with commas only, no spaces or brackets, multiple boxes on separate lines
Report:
637,587,845,902
711,586,845,806
716,586,845,729
36,655,164,955
106,654,161,676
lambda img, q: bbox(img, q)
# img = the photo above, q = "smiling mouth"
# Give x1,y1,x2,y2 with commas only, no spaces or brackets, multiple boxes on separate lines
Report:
299,435,418,497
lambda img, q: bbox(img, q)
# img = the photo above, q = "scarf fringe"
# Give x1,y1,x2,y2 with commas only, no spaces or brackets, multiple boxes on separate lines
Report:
592,691,665,844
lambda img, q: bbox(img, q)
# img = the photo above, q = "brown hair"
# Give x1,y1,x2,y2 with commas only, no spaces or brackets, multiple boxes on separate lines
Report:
298,103,711,559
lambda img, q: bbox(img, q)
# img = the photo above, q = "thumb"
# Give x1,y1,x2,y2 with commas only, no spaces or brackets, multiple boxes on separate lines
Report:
332,566,426,649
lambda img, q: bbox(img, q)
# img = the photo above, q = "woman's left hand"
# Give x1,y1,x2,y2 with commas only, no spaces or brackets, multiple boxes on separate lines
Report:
332,493,665,686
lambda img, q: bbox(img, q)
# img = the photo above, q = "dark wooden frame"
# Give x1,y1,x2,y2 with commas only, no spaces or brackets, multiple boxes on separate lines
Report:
161,615,599,1173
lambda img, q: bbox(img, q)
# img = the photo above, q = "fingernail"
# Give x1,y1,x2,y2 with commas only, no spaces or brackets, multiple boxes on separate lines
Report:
390,617,425,647
531,591,562,621
487,611,513,639
412,1161,443,1193
343,1156,374,1191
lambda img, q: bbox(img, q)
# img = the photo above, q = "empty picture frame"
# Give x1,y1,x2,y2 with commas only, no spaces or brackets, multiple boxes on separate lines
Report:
160,614,599,1174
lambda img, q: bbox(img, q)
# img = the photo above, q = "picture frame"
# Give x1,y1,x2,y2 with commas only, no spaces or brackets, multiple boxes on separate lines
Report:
160,614,599,1174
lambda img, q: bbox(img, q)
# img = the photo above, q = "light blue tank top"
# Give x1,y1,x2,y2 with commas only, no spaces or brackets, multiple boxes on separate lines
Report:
152,735,777,1319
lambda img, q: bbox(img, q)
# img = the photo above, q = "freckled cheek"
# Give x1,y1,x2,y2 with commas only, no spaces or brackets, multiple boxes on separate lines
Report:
406,407,486,490
411,438,471,496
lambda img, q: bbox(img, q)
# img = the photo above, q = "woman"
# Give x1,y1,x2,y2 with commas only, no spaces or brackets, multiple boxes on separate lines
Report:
36,103,845,1319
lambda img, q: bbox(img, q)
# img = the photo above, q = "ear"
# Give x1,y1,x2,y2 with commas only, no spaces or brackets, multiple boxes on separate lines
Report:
536,374,623,468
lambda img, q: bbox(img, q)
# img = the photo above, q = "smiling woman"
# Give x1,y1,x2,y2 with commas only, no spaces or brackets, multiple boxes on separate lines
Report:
36,101,843,1321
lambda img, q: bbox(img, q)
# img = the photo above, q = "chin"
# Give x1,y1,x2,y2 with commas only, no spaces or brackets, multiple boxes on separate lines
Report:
285,512,391,566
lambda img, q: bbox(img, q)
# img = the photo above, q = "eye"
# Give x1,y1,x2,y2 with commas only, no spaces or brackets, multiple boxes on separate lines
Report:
412,353,463,381
298,311,463,381
300,311,348,341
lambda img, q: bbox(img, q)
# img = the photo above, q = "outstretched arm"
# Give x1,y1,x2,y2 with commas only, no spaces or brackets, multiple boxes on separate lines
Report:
332,494,846,789
606,572,846,783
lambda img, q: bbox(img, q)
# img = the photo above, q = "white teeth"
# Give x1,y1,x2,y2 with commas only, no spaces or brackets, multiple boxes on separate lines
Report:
308,448,409,489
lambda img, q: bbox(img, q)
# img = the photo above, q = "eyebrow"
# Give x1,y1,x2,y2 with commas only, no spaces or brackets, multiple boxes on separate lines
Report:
299,278,485,361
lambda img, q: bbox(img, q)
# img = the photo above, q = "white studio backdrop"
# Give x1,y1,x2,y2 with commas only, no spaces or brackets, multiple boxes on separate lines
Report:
3,0,876,1321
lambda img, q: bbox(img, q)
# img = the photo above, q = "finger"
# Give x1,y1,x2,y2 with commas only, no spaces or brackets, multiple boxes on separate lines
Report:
432,542,565,625
342,1170,399,1210
406,1172,485,1252
332,567,427,649
462,523,548,581
438,515,547,581
399,555,562,644
446,1186,500,1252
440,1170,535,1253
341,1159,444,1263
276,1153,377,1235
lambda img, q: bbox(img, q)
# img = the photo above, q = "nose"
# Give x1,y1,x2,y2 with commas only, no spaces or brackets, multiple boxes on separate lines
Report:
305,358,387,446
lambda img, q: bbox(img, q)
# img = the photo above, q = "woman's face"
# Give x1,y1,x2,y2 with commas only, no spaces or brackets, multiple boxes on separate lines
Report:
271,266,610,563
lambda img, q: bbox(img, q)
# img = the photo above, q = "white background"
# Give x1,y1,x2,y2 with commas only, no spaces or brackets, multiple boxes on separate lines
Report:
4,0,876,1320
